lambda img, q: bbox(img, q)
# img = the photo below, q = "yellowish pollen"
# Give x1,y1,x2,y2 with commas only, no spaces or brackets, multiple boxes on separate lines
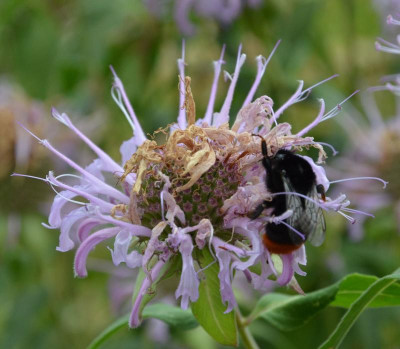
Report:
129,191,142,225
111,204,127,218
183,76,196,126
122,139,162,193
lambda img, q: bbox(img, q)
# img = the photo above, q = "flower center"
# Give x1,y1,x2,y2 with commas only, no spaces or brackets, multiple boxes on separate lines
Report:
137,159,243,228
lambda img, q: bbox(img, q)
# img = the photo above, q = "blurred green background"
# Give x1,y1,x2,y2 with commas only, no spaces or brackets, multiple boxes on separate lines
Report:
0,0,399,348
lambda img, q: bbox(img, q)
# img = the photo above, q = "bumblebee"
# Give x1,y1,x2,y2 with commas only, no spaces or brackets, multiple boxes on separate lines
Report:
251,138,326,254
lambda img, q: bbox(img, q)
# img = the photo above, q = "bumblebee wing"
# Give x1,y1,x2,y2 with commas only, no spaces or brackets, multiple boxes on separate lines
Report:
282,178,305,244
304,185,326,246
283,179,326,246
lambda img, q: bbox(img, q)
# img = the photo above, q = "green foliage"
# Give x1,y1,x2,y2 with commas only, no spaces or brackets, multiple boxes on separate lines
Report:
87,304,198,349
332,273,400,308
191,249,238,346
319,268,400,349
143,304,198,330
88,269,400,348
244,269,400,349
249,270,400,333
248,284,339,331
87,314,130,349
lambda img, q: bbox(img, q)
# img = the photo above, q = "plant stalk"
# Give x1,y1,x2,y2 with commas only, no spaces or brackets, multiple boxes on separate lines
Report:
236,309,260,349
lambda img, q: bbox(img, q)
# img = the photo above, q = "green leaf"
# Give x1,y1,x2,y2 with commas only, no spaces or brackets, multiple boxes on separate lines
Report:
248,269,400,333
248,284,339,331
142,303,198,330
332,273,400,308
319,268,400,349
191,249,238,346
87,304,198,349
87,314,130,349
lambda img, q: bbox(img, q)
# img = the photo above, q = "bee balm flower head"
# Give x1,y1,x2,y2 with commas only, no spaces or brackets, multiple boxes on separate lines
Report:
19,42,371,328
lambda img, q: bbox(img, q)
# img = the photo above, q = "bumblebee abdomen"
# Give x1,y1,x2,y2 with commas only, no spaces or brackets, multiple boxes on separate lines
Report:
265,221,305,245
262,233,302,254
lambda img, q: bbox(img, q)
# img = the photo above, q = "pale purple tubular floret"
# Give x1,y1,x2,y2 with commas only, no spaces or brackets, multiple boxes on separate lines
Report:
110,230,143,268
273,74,339,122
296,99,326,137
47,190,79,228
212,236,247,259
375,36,400,55
56,207,94,252
142,222,168,271
46,172,115,212
242,40,281,108
385,81,400,95
267,188,373,226
322,90,361,122
302,155,330,192
92,207,152,237
215,247,236,313
203,45,226,125
175,234,199,309
387,14,400,26
231,227,262,271
18,122,128,204
277,253,294,286
370,75,400,96
85,159,106,181
41,137,129,204
211,225,264,311
250,252,274,291
110,66,147,145
274,247,307,287
130,255,171,328
177,40,187,129
292,245,307,277
273,80,306,121
213,45,246,127
51,108,129,180
158,172,186,224
74,227,121,277
77,218,102,242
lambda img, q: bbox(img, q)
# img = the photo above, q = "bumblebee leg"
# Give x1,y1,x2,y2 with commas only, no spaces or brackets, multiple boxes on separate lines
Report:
261,139,268,157
262,157,272,173
249,200,273,219
316,184,326,201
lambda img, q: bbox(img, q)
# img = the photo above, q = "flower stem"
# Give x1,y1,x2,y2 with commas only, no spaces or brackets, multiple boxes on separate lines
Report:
236,309,260,349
